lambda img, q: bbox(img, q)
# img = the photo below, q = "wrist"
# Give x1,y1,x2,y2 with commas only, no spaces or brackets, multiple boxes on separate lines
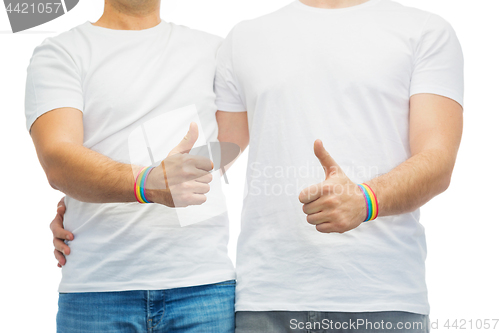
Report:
130,165,143,202
144,187,156,204
354,185,368,223
357,183,379,222
144,164,174,206
134,166,155,204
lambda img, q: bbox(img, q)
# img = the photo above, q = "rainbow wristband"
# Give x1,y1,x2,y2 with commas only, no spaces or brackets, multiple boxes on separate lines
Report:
134,166,155,204
358,183,379,222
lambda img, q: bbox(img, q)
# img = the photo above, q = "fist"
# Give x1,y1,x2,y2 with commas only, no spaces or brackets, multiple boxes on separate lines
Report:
299,140,366,233
145,122,213,207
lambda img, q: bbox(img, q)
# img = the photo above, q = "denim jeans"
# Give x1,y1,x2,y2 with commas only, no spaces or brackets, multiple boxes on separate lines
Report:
57,280,235,333
235,311,429,333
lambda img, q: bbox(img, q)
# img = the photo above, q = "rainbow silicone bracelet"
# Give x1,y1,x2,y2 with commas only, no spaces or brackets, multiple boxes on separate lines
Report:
358,183,379,222
134,166,155,204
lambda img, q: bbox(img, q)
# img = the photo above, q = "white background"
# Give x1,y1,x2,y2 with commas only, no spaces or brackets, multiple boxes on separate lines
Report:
0,0,499,332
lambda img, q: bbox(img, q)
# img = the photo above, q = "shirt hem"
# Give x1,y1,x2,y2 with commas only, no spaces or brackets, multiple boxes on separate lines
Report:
235,302,430,316
58,271,236,293
215,101,247,112
27,99,83,131
410,86,464,108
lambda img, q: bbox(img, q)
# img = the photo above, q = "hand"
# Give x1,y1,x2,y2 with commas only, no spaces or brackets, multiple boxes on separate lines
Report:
50,197,74,267
299,140,367,234
145,122,214,207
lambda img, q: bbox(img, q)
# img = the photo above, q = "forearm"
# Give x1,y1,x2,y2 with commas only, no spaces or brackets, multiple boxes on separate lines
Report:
365,148,455,217
40,142,139,203
31,109,212,207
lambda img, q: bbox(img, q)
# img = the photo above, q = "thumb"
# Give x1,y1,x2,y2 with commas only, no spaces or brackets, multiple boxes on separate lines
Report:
314,139,341,178
169,122,199,156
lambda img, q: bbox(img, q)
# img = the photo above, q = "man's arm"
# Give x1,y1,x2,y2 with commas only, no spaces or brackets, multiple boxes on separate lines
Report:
300,94,463,233
31,107,213,206
31,107,139,203
216,111,249,168
366,93,463,216
50,110,249,267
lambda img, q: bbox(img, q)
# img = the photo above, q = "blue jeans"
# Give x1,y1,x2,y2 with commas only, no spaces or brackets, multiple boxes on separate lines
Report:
57,280,235,333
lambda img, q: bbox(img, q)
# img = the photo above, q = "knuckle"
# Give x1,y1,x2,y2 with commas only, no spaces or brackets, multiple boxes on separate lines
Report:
54,250,62,260
181,165,191,175
179,193,190,203
189,195,205,205
306,185,317,195
327,196,340,207
175,197,188,207
336,219,348,231
316,224,329,233
179,156,190,166
304,192,314,202
179,182,190,191
328,210,338,221
321,183,332,194
199,195,207,204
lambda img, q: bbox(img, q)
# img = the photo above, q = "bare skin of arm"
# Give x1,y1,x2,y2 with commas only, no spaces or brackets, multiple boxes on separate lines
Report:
216,111,250,171
366,93,463,216
31,108,140,203
300,93,463,233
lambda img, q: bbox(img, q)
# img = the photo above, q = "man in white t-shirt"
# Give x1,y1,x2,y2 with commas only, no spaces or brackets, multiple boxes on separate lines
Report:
26,0,237,332
213,0,462,332
51,0,463,332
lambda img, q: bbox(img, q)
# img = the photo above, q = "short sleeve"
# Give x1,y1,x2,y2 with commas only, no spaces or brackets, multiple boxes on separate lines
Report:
25,39,84,131
214,30,246,112
410,14,464,107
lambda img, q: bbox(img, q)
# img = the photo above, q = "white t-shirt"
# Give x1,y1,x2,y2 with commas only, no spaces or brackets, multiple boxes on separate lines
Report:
215,0,463,314
25,21,235,292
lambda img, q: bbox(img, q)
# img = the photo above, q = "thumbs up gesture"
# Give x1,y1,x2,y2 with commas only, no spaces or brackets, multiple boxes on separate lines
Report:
298,140,366,233
144,122,214,207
